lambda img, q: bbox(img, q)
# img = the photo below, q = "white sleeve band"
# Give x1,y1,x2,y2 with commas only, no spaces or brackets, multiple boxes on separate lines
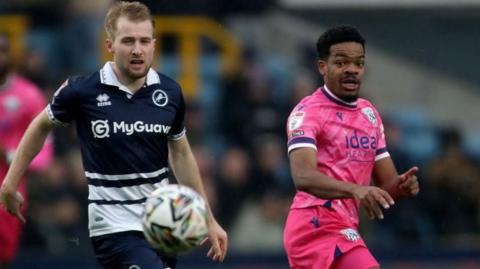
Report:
168,128,186,141
375,152,390,161
288,143,317,154
46,105,69,127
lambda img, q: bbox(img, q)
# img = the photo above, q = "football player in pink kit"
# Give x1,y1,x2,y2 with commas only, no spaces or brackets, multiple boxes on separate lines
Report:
283,25,420,269
0,34,53,268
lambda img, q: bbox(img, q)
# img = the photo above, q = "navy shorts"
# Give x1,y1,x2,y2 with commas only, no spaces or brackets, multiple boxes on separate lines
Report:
91,231,177,269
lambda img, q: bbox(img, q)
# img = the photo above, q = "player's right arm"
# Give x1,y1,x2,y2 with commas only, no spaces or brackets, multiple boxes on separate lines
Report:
0,110,56,222
289,147,394,220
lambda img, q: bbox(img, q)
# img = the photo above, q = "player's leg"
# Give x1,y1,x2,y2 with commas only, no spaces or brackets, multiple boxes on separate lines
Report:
284,207,337,269
331,246,379,269
91,231,177,269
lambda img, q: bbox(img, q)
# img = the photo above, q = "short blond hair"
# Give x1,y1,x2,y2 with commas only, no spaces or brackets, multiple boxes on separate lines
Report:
104,1,155,40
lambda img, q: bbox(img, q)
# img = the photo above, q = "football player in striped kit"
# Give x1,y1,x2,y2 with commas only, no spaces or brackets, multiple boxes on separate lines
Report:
0,2,227,269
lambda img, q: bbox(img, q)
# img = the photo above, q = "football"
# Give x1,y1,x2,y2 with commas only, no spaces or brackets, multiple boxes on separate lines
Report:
142,184,209,256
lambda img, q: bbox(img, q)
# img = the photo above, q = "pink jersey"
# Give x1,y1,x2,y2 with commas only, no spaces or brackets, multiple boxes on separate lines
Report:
0,74,53,262
0,74,52,186
286,86,389,227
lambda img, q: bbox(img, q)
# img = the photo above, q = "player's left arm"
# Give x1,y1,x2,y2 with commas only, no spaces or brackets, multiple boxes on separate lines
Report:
372,156,420,201
168,135,228,262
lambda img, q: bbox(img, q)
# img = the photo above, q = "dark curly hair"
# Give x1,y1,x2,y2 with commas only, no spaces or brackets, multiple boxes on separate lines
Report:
316,25,365,59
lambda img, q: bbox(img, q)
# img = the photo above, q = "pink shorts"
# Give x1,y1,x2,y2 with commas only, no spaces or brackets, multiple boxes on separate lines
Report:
284,206,379,269
0,184,27,263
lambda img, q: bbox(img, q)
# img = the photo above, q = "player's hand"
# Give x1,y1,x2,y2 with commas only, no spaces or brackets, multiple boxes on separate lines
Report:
397,166,420,197
0,186,26,223
353,185,394,220
205,218,228,262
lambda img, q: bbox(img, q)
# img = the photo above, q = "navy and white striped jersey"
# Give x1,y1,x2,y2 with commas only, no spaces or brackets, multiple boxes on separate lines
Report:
46,62,186,237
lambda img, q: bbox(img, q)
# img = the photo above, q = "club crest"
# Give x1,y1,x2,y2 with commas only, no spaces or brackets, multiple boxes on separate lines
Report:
361,107,377,126
152,89,168,107
341,228,360,242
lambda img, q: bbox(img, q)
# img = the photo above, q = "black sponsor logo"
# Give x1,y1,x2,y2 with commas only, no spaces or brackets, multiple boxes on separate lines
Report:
291,130,304,137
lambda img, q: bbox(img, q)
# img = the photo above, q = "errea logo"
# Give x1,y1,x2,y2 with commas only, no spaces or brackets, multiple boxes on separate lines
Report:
96,93,111,107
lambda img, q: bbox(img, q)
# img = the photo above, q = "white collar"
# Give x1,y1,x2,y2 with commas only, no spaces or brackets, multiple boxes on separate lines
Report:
99,62,160,94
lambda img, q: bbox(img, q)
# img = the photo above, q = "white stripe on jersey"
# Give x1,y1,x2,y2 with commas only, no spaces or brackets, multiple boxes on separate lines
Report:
85,167,168,180
88,179,168,201
88,203,145,237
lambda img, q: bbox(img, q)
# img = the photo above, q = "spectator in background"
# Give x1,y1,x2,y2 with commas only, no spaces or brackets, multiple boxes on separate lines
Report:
219,46,258,146
425,126,480,239
366,117,435,249
215,147,251,230
191,145,218,212
23,151,89,255
61,0,113,74
18,49,52,91
381,117,411,173
220,46,284,148
184,102,206,146
0,33,53,269
230,188,291,253
249,134,292,198
287,70,316,109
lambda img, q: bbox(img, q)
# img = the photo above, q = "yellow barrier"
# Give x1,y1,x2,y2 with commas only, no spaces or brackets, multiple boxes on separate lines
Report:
102,16,240,99
0,15,239,100
0,16,29,69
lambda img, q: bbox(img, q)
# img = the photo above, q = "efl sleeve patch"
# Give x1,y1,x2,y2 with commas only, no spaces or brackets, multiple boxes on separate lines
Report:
288,111,305,131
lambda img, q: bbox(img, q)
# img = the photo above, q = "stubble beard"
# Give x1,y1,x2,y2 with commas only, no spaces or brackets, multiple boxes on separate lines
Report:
340,93,359,103
120,63,150,81
128,68,149,80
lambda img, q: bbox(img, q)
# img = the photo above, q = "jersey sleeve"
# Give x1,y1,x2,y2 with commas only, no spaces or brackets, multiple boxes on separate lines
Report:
46,79,78,126
374,110,390,161
168,85,186,140
286,105,323,154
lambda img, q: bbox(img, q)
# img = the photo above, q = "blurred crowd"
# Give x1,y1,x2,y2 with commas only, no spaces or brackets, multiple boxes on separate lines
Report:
1,0,480,260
